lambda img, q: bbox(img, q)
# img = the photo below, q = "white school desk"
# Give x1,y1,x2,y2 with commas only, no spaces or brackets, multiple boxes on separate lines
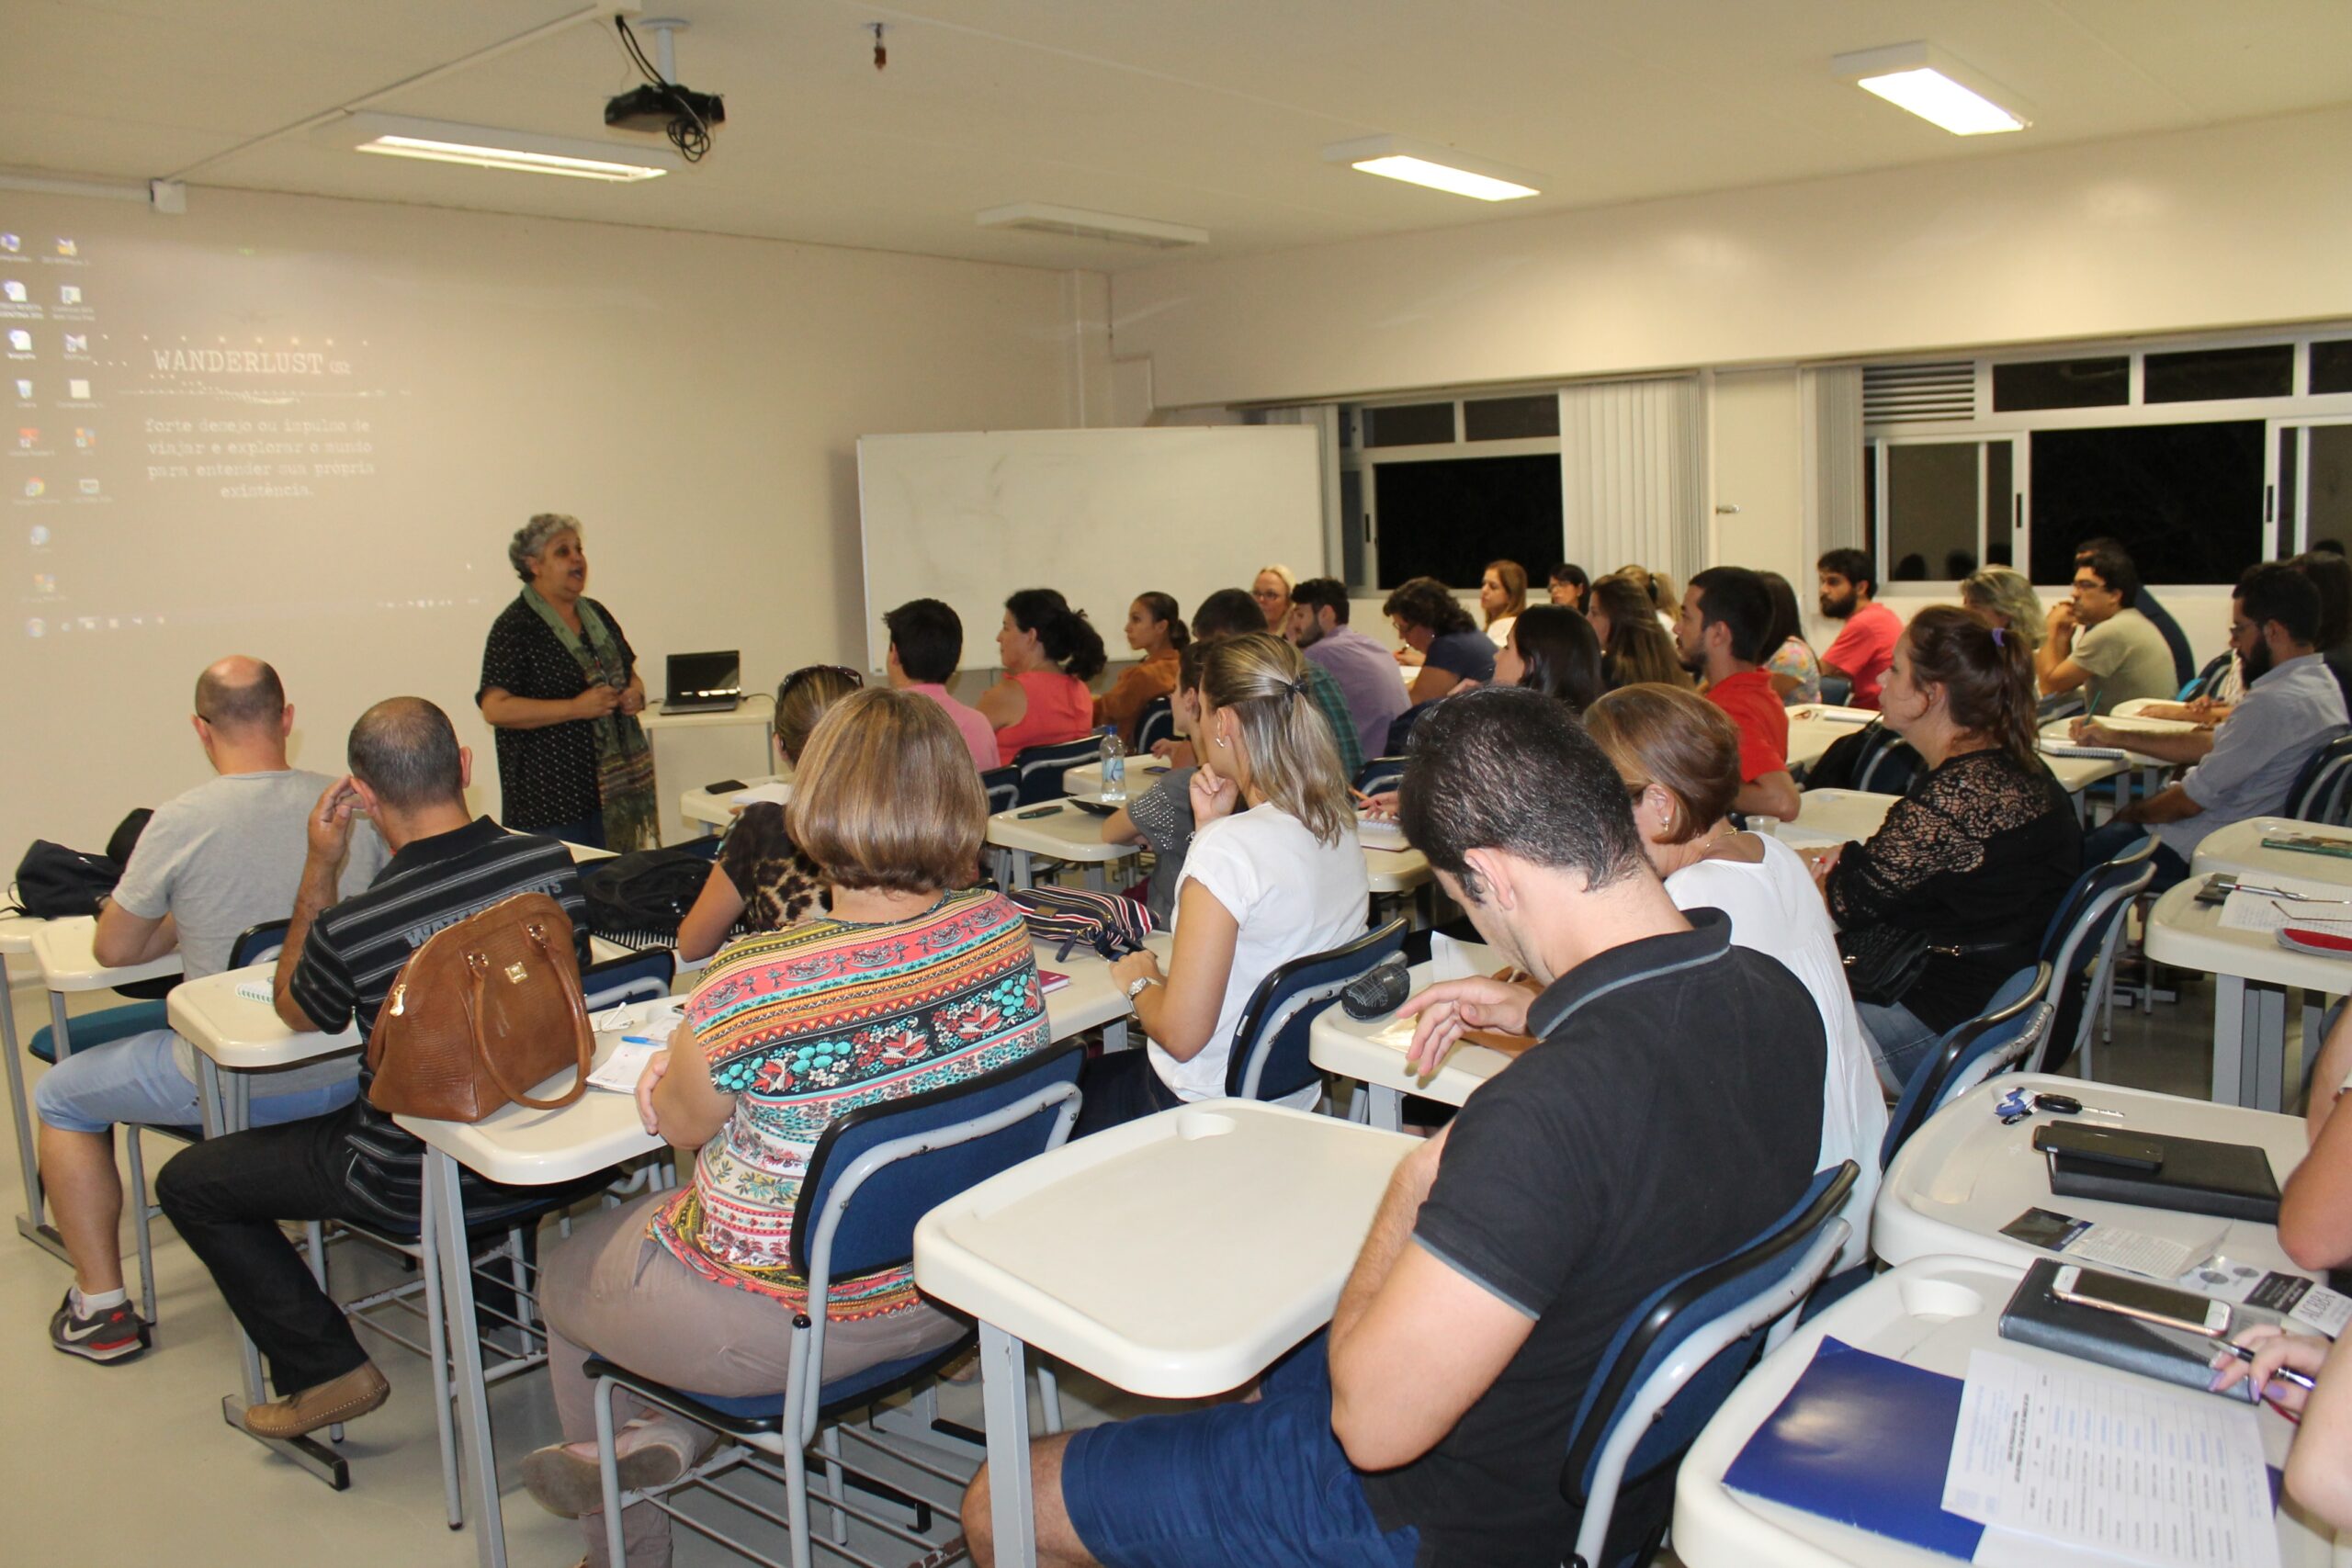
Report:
911,1100,1417,1568
2144,877,2352,1111
1672,1254,2331,1568
639,702,775,845
679,774,792,836
1783,705,1878,772
1310,945,1517,1131
2194,818,2352,885
1774,789,1900,852
986,802,1138,891
1061,758,1173,798
169,964,364,1487
1,912,49,1255
16,916,183,1258
397,933,1164,1568
1874,1073,2309,1276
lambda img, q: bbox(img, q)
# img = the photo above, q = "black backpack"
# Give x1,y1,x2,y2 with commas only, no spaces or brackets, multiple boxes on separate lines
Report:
580,848,715,941
8,809,153,919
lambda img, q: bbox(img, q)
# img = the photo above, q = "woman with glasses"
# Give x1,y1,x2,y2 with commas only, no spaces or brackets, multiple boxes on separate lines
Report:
1252,564,1297,634
673,663,863,961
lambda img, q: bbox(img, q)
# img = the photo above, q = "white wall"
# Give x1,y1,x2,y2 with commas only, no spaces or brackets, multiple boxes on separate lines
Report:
2,187,1088,862
1113,103,2352,411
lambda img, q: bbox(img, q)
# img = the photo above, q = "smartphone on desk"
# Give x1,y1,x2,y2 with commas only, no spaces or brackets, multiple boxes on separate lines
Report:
2052,1265,2231,1337
2032,1122,2165,1171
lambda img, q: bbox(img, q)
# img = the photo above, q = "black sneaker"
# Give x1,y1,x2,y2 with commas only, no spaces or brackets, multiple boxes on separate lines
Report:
50,1291,149,1363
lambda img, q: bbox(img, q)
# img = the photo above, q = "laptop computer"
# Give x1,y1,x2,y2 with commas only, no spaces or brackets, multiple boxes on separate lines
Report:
661,650,744,715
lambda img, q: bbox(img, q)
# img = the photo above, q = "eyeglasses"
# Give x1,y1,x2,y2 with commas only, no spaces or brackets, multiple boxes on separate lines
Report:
2071,577,2109,594
1252,588,1283,602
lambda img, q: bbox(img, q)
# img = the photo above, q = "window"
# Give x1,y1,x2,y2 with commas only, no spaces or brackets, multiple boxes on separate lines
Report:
1992,356,2127,412
1371,456,1562,590
2312,340,2352,397
2143,344,2292,403
1878,440,2013,582
1363,402,1455,447
1463,394,1559,441
2028,422,2265,585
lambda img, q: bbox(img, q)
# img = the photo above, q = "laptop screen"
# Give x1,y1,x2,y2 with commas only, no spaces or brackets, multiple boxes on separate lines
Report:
666,650,741,699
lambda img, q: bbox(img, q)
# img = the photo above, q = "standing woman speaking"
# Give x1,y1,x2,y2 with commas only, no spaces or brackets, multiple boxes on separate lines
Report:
477,513,658,851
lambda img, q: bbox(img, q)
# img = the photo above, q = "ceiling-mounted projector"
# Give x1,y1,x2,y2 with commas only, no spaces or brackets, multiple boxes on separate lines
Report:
604,82,724,136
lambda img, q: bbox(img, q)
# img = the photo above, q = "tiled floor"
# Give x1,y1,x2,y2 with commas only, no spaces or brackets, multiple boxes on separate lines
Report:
0,963,2281,1565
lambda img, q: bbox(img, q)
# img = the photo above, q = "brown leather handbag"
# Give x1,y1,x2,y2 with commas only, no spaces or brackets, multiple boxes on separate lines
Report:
366,892,594,1122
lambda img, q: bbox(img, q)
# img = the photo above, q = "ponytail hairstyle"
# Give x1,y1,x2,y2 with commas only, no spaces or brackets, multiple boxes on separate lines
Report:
1198,632,1352,847
1005,588,1108,682
1902,604,2038,769
1136,590,1191,650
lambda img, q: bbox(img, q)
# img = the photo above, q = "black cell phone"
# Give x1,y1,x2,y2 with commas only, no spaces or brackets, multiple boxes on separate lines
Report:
2033,1122,2165,1172
704,778,747,795
1015,804,1063,819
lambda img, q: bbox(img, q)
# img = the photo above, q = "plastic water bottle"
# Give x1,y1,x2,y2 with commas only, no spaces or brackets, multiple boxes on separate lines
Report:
1098,726,1126,805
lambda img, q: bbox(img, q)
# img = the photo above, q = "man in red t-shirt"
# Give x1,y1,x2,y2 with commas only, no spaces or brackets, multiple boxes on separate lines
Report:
1676,567,1801,822
1817,548,1902,708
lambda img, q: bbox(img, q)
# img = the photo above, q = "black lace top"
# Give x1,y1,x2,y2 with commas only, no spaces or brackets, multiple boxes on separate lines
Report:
1825,747,2081,1032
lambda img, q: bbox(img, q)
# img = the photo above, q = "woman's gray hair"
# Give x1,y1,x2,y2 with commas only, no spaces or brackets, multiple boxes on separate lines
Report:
508,513,582,583
1961,566,2046,651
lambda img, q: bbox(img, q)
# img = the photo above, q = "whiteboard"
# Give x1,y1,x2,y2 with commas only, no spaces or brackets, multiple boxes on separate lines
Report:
856,427,1324,672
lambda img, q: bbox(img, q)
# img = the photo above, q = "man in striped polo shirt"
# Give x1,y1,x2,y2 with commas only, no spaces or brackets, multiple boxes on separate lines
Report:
158,697,590,1440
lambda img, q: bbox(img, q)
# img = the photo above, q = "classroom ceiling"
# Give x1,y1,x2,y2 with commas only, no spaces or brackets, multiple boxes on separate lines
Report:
8,0,2352,272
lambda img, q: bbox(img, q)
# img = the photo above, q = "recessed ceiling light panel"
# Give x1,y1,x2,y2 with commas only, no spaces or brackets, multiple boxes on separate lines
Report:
1322,134,1542,201
1833,41,2030,136
326,113,681,182
976,203,1208,248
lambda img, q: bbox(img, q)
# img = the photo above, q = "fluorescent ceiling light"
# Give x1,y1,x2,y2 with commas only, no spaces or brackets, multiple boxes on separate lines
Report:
1834,42,2030,136
326,112,679,181
1322,135,1541,202
976,203,1207,248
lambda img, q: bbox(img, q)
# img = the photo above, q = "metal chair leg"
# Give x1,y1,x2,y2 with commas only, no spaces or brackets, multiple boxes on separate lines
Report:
126,1128,158,1325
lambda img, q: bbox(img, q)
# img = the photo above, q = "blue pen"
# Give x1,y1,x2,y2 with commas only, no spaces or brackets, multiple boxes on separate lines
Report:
621,1035,660,1046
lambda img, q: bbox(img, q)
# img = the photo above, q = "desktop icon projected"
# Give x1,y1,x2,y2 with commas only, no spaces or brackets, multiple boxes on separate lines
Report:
77,479,98,497
53,239,75,257
23,478,43,497
62,334,85,355
15,427,34,449
0,234,17,253
6,331,29,354
1,282,24,304
28,524,50,546
13,380,29,400
58,286,80,306
66,379,88,400
72,428,93,449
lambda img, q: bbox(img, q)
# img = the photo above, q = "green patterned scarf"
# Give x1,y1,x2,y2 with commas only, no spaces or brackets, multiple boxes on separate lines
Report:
522,586,659,852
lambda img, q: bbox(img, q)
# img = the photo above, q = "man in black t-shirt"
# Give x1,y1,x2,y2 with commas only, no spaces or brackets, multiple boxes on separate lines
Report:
157,698,588,1443
961,687,1827,1568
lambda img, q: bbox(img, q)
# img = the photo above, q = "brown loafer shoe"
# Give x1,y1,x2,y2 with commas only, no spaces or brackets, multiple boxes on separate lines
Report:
243,1361,390,1439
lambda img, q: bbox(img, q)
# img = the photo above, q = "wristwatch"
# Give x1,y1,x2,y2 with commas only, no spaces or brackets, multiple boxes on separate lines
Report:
1124,975,1159,1002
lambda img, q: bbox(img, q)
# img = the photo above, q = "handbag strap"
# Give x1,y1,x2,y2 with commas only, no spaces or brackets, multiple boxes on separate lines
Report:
462,922,592,1111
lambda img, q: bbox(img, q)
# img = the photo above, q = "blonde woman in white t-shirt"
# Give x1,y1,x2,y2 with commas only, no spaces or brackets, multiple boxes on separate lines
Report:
1083,633,1370,1134
1584,682,1887,1268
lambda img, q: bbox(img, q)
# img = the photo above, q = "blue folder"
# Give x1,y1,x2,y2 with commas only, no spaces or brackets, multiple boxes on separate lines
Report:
1721,1337,1984,1561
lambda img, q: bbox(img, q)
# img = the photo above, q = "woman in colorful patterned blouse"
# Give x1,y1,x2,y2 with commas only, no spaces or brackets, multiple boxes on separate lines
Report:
524,689,1050,1567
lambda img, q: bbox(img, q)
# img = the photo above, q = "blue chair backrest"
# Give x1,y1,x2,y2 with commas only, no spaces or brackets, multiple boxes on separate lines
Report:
1013,736,1102,805
582,946,676,1013
1223,918,1404,1101
2030,835,2157,1074
2287,727,2352,826
978,765,1020,816
1134,696,1176,756
2181,649,2233,703
1882,964,2052,1168
1385,703,1437,758
788,1040,1086,1281
230,919,291,969
1558,1161,1860,1568
1352,756,1408,796
1851,728,1924,796
1817,674,1852,707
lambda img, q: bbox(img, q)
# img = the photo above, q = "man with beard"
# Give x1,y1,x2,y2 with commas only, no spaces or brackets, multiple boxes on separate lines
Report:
1815,548,1901,708
2075,562,2344,890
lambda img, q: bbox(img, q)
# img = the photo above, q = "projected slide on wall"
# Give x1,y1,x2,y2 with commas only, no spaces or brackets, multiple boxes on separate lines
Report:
5,222,417,642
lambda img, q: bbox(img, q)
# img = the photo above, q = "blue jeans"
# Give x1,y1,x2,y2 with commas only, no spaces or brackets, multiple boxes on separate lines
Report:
35,1029,357,1134
1061,1333,1419,1568
1855,1000,1943,1098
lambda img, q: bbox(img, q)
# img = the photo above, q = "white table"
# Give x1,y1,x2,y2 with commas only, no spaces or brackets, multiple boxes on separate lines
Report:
2144,877,2352,1111
985,802,1138,892
639,701,777,845
1673,1254,2332,1567
2194,818,2352,885
1784,705,1878,772
18,916,182,1258
398,935,1160,1568
169,964,363,1487
1875,1073,2309,1275
1061,759,1174,799
679,773,791,836
1775,788,1900,852
911,1100,1415,1568
1309,946,1518,1131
